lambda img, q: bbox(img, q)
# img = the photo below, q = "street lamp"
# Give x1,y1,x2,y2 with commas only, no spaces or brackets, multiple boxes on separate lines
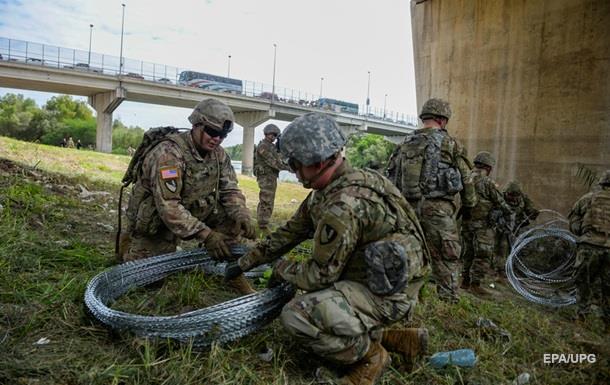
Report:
366,71,371,115
119,3,126,75
383,93,388,118
88,24,94,67
271,43,277,106
227,55,231,77
319,77,324,99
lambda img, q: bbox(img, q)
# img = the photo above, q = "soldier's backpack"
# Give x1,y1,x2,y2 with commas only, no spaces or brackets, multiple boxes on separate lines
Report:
589,190,610,236
390,129,463,200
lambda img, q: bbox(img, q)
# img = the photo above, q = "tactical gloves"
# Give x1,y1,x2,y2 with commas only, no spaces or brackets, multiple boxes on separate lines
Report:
203,230,233,260
267,259,290,288
235,213,256,240
224,261,243,282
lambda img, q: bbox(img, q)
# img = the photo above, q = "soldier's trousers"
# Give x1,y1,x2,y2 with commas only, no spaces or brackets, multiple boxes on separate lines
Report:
256,174,278,228
416,199,461,300
280,279,423,365
121,204,239,261
574,243,610,324
461,226,495,285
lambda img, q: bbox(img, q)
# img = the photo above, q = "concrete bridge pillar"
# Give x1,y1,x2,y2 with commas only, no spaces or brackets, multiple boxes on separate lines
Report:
234,110,272,175
88,87,126,153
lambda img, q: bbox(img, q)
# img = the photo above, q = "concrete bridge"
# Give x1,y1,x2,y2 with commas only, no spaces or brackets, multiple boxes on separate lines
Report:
0,37,416,175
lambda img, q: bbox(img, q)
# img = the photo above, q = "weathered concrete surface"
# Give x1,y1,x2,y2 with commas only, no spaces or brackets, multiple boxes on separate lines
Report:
411,0,610,213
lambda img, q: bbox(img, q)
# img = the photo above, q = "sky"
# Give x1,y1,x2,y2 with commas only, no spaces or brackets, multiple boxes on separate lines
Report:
0,0,417,146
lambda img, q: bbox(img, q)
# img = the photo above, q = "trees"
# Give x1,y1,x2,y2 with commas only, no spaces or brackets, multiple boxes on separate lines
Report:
345,133,396,170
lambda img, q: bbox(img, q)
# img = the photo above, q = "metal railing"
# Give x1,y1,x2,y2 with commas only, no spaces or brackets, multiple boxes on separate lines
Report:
0,37,418,127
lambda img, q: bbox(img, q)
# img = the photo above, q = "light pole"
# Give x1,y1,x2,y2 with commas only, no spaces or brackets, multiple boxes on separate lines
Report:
366,71,371,115
119,3,126,75
227,55,231,77
383,93,387,118
271,43,277,105
88,24,94,67
319,77,324,99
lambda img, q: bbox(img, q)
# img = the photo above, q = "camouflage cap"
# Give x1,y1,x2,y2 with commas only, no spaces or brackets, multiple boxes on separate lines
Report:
188,98,235,133
504,181,522,194
263,123,281,135
419,98,452,120
599,169,610,186
474,151,496,168
280,112,346,166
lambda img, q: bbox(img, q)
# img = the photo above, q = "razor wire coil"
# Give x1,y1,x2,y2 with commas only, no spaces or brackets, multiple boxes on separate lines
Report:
505,210,578,307
84,246,295,347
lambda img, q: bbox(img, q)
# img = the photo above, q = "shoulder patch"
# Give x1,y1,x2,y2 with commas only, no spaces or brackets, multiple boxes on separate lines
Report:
160,166,179,180
319,223,337,245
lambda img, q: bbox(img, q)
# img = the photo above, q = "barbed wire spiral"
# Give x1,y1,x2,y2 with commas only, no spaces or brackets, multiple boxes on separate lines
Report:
505,209,578,307
84,245,295,348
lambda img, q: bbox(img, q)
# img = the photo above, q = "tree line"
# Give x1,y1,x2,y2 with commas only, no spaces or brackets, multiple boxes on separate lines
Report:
0,93,144,154
0,93,397,165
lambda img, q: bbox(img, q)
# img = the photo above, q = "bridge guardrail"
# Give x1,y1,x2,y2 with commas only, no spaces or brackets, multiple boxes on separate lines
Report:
0,36,418,127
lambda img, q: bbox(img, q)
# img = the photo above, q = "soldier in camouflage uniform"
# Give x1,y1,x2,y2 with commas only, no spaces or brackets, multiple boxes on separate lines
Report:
460,151,512,294
226,112,430,385
495,181,540,273
568,170,610,328
254,123,291,232
386,98,476,302
121,98,256,294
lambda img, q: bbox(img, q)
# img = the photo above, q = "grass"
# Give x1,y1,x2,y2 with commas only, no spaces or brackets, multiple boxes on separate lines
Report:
0,135,608,385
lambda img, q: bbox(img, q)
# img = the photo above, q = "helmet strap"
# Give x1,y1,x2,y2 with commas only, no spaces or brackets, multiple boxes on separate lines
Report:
300,153,340,189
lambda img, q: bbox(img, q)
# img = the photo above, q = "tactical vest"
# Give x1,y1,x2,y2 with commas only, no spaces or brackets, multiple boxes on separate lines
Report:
316,169,428,288
395,129,463,200
468,171,494,224
126,131,222,235
584,189,610,237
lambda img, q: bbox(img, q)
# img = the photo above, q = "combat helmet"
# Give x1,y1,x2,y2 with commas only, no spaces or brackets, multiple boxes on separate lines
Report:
263,123,281,135
280,112,346,166
188,98,235,135
419,98,452,120
474,151,496,168
504,181,523,195
599,169,610,186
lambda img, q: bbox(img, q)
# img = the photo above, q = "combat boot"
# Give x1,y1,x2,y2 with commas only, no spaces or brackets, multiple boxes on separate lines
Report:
382,328,428,370
339,341,390,385
227,273,256,295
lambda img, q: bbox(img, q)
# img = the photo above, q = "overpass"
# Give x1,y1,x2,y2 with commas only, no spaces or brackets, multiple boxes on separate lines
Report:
0,37,416,174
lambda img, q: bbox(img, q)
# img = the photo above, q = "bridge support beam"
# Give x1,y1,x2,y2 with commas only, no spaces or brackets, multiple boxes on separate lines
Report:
234,111,272,176
88,87,126,153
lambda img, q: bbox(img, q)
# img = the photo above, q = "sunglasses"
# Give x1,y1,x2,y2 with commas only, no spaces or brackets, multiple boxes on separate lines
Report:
201,124,228,139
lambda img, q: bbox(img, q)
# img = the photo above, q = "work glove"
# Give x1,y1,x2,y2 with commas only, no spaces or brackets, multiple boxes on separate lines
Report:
235,214,256,240
203,230,233,260
224,261,243,282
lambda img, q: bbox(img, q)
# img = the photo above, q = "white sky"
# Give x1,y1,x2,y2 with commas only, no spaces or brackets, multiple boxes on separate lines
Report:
0,0,417,146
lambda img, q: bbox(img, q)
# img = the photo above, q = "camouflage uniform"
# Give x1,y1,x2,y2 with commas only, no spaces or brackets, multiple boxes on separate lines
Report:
238,113,429,367
386,98,476,301
495,181,540,271
122,102,250,261
568,171,610,325
254,125,290,229
461,153,512,286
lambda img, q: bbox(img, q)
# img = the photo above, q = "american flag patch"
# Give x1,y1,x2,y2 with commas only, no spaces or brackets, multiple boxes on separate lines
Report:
160,167,178,180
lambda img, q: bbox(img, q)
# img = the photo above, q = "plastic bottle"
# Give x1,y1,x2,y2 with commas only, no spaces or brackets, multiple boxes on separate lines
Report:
429,348,477,368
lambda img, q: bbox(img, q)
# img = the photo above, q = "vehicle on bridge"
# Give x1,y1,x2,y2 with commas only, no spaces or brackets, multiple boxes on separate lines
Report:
317,98,359,115
178,70,243,94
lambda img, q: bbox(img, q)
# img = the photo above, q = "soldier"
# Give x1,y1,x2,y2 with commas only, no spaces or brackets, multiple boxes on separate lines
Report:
226,113,430,385
254,123,291,233
120,98,256,295
67,136,75,148
568,170,610,328
495,181,540,273
386,98,476,302
460,151,512,294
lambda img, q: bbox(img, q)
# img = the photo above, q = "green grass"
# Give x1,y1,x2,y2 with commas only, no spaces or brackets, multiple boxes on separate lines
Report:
0,135,608,385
